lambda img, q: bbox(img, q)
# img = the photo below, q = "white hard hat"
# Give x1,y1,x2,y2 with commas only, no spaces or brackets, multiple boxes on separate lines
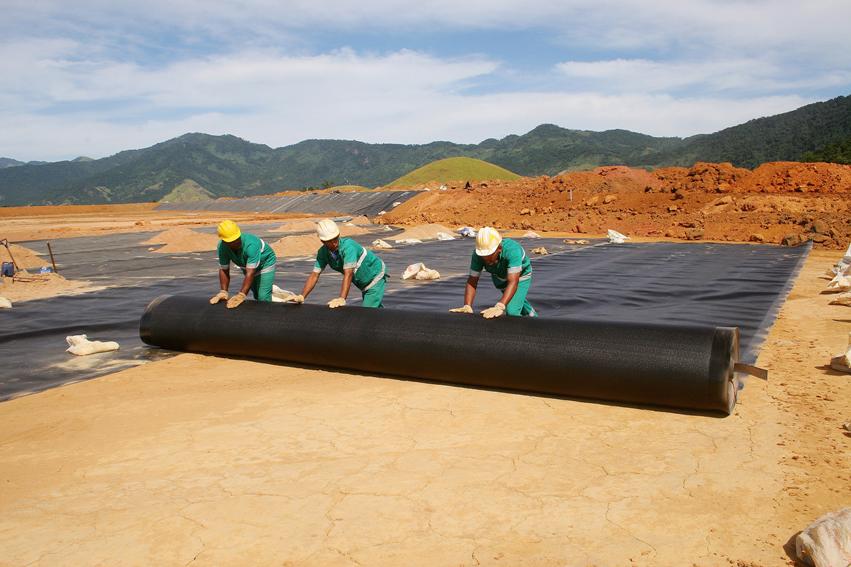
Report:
475,226,502,256
316,219,340,241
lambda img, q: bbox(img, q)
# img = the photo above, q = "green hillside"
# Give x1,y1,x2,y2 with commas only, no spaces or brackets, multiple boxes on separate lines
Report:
648,95,851,168
159,179,215,203
802,137,851,165
1,93,849,206
389,157,521,186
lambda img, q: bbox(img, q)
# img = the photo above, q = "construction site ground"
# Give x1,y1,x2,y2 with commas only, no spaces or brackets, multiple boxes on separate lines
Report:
0,163,850,566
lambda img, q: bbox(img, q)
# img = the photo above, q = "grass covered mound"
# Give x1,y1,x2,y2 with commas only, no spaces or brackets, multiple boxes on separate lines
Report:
388,157,520,186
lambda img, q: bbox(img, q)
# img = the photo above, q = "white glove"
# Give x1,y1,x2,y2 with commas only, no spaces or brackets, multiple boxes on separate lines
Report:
328,297,346,309
285,293,305,304
449,305,474,314
481,302,506,319
210,290,229,304
226,292,246,309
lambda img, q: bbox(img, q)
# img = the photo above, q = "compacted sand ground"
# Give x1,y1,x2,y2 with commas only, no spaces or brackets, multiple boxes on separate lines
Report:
0,247,848,566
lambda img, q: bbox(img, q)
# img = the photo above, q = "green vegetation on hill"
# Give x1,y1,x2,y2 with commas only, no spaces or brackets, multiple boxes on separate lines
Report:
802,137,851,165
647,95,851,168
160,179,215,203
1,94,850,206
389,157,520,186
0,158,25,169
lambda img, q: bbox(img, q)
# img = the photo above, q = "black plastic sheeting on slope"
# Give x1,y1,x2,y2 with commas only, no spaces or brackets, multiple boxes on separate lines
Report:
156,190,418,216
0,234,808,402
142,296,741,414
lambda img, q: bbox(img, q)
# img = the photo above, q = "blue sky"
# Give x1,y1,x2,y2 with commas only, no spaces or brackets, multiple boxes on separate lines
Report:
2,0,850,161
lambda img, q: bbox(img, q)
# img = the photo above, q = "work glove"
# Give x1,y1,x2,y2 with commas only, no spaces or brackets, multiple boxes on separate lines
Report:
449,305,474,314
284,293,305,304
210,290,229,304
328,297,346,309
481,302,506,319
226,292,246,309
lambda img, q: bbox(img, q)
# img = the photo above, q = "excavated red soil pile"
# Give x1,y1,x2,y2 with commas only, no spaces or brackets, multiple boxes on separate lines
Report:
381,162,851,248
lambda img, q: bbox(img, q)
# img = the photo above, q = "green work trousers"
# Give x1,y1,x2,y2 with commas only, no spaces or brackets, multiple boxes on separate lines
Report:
360,275,386,308
495,276,537,317
248,269,276,302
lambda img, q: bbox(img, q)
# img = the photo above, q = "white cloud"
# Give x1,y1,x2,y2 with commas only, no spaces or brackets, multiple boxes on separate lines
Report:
556,58,851,94
0,0,847,160
5,0,851,57
0,44,810,160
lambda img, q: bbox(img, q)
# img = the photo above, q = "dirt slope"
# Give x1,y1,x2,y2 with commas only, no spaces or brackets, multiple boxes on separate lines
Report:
381,162,851,248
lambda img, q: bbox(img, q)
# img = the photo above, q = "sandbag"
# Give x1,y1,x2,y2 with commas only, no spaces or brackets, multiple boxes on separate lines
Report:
402,263,440,281
796,508,851,567
66,334,120,356
829,291,851,306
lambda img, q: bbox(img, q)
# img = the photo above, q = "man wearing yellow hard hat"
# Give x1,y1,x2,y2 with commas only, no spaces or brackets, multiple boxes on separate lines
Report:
210,220,277,309
286,219,387,308
450,226,537,319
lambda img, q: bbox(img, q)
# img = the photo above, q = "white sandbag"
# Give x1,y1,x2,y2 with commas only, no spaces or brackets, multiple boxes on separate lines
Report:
607,229,630,244
531,247,549,255
0,296,11,309
402,262,440,281
829,291,851,306
66,334,120,356
795,507,851,567
271,285,297,303
827,245,851,276
436,232,456,241
826,273,851,293
523,231,541,238
402,263,424,280
458,227,477,238
396,238,422,245
415,268,440,280
829,332,851,373
372,239,393,249
392,201,402,207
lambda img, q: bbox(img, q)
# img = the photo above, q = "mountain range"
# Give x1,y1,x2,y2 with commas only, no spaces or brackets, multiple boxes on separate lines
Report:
1,94,849,206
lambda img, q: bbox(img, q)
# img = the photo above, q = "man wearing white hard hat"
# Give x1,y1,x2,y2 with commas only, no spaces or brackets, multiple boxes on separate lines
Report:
287,219,388,308
450,226,537,319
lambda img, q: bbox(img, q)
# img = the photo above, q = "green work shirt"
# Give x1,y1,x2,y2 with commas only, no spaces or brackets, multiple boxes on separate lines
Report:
469,238,532,285
218,233,277,274
314,237,385,290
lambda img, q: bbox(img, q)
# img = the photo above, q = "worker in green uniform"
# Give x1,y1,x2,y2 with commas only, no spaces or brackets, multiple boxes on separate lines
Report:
286,219,387,308
450,226,537,319
209,220,277,309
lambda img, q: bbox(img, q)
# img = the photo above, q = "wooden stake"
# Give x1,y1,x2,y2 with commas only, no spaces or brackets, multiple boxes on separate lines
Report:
47,242,58,274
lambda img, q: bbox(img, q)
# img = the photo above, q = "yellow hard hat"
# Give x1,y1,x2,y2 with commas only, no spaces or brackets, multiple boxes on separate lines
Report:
217,220,241,243
475,226,502,256
316,218,340,241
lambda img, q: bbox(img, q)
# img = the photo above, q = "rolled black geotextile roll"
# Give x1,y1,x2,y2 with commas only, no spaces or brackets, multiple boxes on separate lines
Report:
140,295,740,415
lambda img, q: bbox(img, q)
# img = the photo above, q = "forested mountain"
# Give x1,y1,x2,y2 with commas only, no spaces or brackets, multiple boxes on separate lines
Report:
1,94,849,206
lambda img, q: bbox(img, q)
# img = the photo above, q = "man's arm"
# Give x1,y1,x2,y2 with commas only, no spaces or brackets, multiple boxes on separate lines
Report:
239,268,257,296
218,268,230,292
339,269,354,300
300,271,321,299
498,272,520,306
463,275,479,306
